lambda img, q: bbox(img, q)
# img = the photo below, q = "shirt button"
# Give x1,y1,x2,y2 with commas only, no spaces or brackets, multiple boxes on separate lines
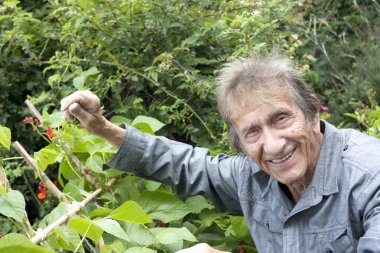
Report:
343,145,348,151
265,220,270,229
325,248,333,253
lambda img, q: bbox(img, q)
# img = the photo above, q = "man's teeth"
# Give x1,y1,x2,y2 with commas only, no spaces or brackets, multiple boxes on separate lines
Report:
271,149,295,164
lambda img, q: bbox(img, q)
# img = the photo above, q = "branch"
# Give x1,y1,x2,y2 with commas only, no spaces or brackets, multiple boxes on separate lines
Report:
30,178,115,244
12,141,69,203
24,99,42,122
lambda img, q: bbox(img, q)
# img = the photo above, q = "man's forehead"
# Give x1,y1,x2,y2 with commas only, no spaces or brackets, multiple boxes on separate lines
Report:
230,85,293,119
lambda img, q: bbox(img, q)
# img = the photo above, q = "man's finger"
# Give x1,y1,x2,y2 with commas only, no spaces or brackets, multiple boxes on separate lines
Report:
68,103,95,127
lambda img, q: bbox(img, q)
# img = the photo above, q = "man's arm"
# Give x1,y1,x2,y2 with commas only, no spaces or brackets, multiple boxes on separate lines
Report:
356,172,380,252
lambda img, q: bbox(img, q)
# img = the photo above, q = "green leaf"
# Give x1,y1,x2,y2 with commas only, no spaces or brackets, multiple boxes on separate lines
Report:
138,191,191,223
49,226,84,253
132,122,154,135
0,233,54,253
60,158,80,180
151,227,197,244
185,195,214,214
108,200,151,224
86,154,103,173
73,67,100,89
0,126,11,149
131,116,165,133
110,115,131,125
143,180,161,191
125,247,157,253
0,184,7,196
63,183,83,201
90,207,112,219
93,218,130,241
42,111,65,128
34,144,60,171
68,218,103,243
0,190,25,222
100,240,125,253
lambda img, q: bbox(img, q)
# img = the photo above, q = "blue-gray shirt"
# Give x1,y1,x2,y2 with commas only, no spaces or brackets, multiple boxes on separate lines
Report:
107,121,380,252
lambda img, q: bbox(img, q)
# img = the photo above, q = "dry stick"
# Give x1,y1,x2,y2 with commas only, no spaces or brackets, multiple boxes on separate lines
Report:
25,99,42,122
12,141,69,203
30,178,116,244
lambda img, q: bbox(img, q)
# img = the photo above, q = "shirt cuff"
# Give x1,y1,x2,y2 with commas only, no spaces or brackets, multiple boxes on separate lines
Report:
104,123,148,173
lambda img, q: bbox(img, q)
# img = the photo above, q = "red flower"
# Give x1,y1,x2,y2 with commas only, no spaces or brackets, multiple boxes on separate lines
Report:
0,231,3,238
34,118,40,126
37,191,47,200
37,181,47,200
23,116,34,124
45,127,55,138
239,244,245,253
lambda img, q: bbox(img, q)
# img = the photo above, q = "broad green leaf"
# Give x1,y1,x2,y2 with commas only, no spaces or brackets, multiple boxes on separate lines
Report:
68,218,103,243
49,226,84,253
60,158,80,180
73,67,100,89
228,216,250,240
0,233,54,253
131,116,165,133
125,247,157,253
90,207,112,219
34,144,60,171
138,191,191,223
185,195,214,214
63,183,83,201
151,227,197,244
100,240,125,253
42,111,65,128
0,190,25,222
124,223,154,246
93,218,130,242
108,200,151,224
0,126,11,149
110,115,131,125
86,154,103,173
132,122,154,135
143,180,161,191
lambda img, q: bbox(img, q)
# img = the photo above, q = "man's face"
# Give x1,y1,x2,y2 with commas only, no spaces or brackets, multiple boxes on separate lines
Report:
233,87,322,186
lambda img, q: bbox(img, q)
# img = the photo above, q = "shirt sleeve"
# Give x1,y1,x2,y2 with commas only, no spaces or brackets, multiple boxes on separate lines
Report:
356,172,380,252
106,124,247,214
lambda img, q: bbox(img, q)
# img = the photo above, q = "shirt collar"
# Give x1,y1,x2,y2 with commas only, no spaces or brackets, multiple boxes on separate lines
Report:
251,120,343,197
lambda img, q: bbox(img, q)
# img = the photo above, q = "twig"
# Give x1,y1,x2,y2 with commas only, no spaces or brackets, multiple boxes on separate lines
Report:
12,141,69,203
25,99,42,122
30,178,115,244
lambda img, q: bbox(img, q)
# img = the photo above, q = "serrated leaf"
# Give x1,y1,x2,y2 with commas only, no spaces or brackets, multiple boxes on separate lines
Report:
93,218,130,241
0,233,54,253
108,200,151,224
0,126,11,149
86,154,103,172
0,190,25,222
138,191,191,223
131,116,165,133
68,218,103,243
151,227,197,244
125,247,157,253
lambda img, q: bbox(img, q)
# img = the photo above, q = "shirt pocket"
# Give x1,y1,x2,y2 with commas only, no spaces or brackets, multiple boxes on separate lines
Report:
252,203,283,253
317,227,355,253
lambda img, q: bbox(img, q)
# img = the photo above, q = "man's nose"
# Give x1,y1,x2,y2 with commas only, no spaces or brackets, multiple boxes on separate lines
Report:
261,129,285,156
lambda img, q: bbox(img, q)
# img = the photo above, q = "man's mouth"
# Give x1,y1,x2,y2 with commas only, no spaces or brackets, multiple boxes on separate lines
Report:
269,147,296,164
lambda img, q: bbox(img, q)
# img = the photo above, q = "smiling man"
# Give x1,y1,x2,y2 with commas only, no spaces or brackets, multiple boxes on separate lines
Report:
61,53,380,252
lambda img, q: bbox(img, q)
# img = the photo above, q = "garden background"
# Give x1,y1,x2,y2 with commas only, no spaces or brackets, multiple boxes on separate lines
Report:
0,0,380,252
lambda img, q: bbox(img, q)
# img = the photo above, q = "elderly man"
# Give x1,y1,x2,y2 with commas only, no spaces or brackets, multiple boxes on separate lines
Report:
61,54,380,252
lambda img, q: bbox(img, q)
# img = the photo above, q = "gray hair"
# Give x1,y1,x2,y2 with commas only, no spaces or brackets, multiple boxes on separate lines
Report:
216,53,320,152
